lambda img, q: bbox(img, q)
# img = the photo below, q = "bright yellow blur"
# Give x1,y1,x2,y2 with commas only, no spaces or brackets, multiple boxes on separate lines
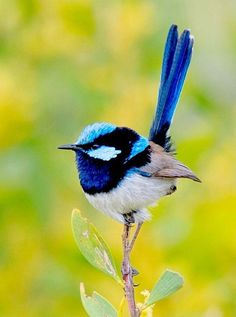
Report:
1,1,236,316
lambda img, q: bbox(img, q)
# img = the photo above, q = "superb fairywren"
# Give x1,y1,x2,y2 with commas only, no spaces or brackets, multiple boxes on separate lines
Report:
58,25,200,225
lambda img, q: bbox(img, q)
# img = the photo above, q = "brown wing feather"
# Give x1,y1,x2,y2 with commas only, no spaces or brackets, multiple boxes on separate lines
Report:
141,142,201,182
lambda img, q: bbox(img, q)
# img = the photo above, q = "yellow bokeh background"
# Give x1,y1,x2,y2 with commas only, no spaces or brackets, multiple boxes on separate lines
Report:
1,0,236,316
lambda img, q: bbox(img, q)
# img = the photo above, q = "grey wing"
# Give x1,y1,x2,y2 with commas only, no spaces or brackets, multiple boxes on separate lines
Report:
139,142,201,182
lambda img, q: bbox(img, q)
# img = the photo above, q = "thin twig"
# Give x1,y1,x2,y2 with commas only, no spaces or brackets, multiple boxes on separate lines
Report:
129,222,143,252
121,224,142,317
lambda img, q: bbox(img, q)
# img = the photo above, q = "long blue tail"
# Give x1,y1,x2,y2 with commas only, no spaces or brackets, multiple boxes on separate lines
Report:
149,25,194,151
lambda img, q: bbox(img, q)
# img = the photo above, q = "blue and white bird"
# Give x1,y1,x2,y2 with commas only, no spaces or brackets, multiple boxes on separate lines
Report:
58,25,200,225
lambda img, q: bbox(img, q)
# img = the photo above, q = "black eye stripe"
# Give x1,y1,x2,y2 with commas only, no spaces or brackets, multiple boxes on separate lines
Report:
81,128,139,150
79,143,100,151
79,127,140,157
95,127,139,147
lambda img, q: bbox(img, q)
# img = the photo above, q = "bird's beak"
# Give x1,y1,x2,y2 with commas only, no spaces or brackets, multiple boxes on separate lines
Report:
57,144,81,151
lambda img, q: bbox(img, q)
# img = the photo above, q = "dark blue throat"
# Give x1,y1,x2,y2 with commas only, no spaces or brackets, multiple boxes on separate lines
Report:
75,147,150,195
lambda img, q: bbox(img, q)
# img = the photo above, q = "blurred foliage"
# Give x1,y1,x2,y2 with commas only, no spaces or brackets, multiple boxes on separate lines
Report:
0,0,236,316
72,210,184,316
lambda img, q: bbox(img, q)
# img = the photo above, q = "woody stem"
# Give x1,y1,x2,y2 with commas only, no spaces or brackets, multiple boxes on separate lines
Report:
121,224,142,317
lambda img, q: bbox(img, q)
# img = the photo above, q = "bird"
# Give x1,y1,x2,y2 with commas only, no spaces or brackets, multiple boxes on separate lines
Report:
58,24,201,225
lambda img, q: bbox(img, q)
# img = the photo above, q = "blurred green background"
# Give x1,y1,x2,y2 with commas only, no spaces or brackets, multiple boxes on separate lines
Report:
1,0,236,316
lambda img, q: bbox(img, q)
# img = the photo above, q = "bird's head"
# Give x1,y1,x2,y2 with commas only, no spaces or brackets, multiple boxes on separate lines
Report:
58,122,150,193
58,122,150,164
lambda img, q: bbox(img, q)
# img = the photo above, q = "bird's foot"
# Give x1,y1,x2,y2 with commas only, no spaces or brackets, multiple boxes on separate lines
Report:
167,185,177,195
131,266,139,276
132,267,140,287
123,212,135,226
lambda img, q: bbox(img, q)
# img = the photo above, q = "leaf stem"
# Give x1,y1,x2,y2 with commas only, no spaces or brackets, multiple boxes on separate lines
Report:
121,223,143,317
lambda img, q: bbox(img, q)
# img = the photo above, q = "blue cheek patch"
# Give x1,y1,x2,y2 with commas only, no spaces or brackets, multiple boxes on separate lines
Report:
128,136,149,160
87,146,121,161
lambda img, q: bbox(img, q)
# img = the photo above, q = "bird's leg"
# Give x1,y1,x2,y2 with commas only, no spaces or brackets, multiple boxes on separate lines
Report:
129,221,143,279
121,224,131,276
122,213,143,277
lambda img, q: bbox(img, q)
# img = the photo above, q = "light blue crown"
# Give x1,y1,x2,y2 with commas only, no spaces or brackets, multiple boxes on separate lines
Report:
76,122,116,145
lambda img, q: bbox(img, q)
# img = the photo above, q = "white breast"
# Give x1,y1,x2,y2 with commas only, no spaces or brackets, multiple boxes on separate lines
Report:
85,173,176,223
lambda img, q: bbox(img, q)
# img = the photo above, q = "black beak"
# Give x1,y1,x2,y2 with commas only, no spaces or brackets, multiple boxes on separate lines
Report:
57,144,80,151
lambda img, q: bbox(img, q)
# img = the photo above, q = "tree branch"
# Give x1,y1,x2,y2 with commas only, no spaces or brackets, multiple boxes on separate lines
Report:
121,223,143,317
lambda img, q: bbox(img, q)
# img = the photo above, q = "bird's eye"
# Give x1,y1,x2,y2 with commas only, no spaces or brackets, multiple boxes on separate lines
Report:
91,144,100,149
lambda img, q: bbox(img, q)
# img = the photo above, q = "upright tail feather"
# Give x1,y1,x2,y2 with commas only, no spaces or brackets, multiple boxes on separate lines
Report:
149,25,194,151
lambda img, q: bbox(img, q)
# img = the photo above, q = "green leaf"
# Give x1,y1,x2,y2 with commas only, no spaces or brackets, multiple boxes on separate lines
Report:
80,283,118,317
144,269,184,308
71,209,122,284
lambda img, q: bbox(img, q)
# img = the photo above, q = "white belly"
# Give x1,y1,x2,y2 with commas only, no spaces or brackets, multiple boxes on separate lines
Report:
85,173,176,223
